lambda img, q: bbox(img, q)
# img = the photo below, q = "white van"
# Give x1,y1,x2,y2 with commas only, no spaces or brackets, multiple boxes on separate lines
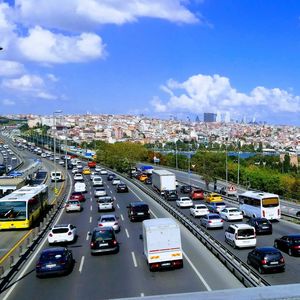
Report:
74,182,87,193
225,224,256,249
92,176,103,187
51,171,63,182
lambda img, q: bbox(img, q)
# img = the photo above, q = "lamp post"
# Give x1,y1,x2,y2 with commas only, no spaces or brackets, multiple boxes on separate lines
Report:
53,110,62,195
225,138,228,196
188,144,191,186
174,139,178,169
237,150,240,185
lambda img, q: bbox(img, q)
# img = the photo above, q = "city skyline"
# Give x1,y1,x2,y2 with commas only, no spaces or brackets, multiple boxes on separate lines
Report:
1,1,300,125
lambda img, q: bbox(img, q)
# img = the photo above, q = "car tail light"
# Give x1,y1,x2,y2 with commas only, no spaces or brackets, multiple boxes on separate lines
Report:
49,233,53,237
261,259,267,265
262,210,265,217
220,219,224,222
292,245,300,249
113,240,117,245
68,231,72,235
280,257,285,263
208,221,212,223
66,204,69,207
77,204,80,207
36,263,41,268
99,223,103,227
90,242,94,247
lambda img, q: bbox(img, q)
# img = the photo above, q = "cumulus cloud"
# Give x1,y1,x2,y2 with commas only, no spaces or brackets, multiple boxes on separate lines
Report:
152,74,300,117
15,0,198,32
2,99,15,106
0,60,25,77
17,26,105,63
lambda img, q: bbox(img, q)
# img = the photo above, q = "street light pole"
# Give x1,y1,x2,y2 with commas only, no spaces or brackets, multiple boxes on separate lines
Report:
237,150,240,185
53,110,62,195
225,139,228,196
175,140,178,169
188,144,191,186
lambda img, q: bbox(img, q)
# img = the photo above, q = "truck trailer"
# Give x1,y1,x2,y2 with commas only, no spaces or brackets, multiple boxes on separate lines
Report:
152,169,176,195
142,218,183,271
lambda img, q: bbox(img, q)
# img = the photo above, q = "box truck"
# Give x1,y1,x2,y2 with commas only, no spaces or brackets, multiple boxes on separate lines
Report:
142,218,183,271
152,169,176,195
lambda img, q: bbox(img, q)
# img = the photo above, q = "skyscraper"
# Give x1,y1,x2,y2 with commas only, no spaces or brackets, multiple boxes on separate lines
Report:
204,113,217,122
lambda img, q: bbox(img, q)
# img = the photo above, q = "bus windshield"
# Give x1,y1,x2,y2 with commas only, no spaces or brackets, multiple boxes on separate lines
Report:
0,201,27,221
262,198,279,208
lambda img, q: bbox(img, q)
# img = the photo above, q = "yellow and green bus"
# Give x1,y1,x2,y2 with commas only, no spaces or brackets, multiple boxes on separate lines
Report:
0,184,48,230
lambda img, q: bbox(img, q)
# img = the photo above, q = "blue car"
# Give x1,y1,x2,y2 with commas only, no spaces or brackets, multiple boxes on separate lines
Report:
36,247,74,278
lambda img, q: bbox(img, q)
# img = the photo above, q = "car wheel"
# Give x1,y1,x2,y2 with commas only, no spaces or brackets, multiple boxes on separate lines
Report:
258,266,264,274
288,248,292,256
233,241,237,249
247,258,251,265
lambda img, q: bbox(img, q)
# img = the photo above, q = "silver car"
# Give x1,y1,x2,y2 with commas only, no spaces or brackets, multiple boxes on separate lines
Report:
97,214,120,232
200,213,224,229
94,188,107,197
65,200,81,213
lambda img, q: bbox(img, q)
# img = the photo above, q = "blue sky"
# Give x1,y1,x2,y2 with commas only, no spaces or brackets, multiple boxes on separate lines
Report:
1,0,300,125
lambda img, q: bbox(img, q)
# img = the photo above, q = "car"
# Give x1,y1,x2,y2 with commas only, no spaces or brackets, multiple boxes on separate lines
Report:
164,190,178,201
36,247,74,278
74,173,84,181
247,217,273,235
112,178,121,185
65,200,81,212
274,234,300,256
144,177,152,185
219,207,243,221
98,214,120,232
41,153,47,158
70,192,86,202
58,160,65,166
71,168,79,174
138,174,148,182
107,173,116,181
176,197,193,208
207,201,226,213
116,183,129,193
205,192,223,203
90,171,101,180
127,202,150,222
247,247,285,274
100,168,108,175
219,185,237,197
82,167,91,175
93,176,103,186
97,196,114,212
48,224,77,245
296,211,300,217
190,189,204,200
190,204,209,217
180,185,192,194
225,224,256,248
90,227,119,255
94,187,107,197
200,213,224,229
88,161,97,168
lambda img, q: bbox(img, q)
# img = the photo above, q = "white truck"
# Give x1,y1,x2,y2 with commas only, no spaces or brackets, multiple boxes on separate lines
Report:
74,181,87,193
142,218,183,271
50,171,63,182
152,169,176,195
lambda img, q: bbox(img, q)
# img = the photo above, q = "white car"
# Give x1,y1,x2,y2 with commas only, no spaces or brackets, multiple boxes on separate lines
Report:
65,200,81,212
176,197,193,208
48,224,77,244
220,207,243,221
94,187,107,197
98,214,120,232
225,224,256,248
92,176,103,186
74,173,84,181
112,178,121,185
190,204,209,217
100,168,108,175
97,196,114,211
90,172,101,180
41,153,47,158
95,166,101,172
72,168,79,174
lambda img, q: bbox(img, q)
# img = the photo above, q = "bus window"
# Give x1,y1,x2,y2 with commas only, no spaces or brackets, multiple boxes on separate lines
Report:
0,201,26,221
262,198,279,208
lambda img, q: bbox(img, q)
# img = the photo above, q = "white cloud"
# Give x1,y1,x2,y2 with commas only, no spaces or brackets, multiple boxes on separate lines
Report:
15,0,198,32
17,26,105,64
2,99,15,106
47,74,59,82
0,60,25,77
152,74,300,116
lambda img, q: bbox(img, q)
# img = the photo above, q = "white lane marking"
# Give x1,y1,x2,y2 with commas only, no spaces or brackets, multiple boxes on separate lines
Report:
120,214,124,221
110,190,113,194
133,191,212,291
117,204,120,209
140,293,145,297
79,256,85,273
89,216,92,223
131,251,138,267
90,205,93,211
125,228,130,238
90,191,92,195
2,171,74,300
86,232,90,240
90,198,92,202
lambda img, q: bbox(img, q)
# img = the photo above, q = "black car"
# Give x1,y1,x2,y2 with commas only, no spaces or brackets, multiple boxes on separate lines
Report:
116,183,129,193
274,234,300,256
144,177,152,185
247,217,272,235
90,227,119,255
107,173,116,181
164,190,178,201
36,247,74,278
180,185,192,194
127,202,150,222
247,247,285,274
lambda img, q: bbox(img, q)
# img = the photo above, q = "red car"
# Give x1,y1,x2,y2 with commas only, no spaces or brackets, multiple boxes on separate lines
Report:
70,192,86,202
88,161,96,168
190,189,204,200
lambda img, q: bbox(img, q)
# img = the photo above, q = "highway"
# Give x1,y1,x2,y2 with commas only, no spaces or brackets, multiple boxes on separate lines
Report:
1,168,243,300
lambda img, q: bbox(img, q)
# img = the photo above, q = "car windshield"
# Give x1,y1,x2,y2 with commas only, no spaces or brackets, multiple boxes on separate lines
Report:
229,208,239,213
93,230,114,241
238,229,254,237
0,201,27,221
40,251,64,261
264,253,281,261
209,215,221,220
216,202,225,207
257,220,269,225
101,217,116,222
68,201,79,205
292,239,300,245
52,228,69,234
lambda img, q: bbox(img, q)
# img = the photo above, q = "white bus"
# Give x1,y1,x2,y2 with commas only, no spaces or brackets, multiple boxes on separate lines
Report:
239,191,280,220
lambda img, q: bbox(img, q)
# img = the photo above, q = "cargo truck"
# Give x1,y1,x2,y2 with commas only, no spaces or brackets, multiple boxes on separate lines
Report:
142,218,183,271
152,169,176,195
